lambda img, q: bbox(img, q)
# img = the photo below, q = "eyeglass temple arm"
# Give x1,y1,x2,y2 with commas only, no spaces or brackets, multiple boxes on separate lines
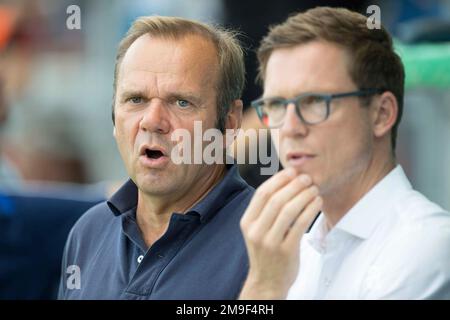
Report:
330,89,384,99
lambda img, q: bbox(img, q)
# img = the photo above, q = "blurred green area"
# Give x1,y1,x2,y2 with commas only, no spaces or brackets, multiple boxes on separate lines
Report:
395,40,450,89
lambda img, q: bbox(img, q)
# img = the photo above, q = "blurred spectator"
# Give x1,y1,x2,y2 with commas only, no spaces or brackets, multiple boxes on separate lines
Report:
0,1,107,299
0,188,103,299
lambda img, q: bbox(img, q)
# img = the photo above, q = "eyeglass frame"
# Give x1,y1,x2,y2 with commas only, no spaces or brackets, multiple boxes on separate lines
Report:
251,88,385,128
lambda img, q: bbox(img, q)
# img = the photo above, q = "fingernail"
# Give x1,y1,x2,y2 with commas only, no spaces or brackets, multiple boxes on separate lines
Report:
298,174,311,185
286,167,297,177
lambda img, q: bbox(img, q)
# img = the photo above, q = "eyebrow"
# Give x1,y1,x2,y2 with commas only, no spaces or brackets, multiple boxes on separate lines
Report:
169,91,202,105
260,95,285,100
119,89,203,105
261,91,325,100
119,90,146,100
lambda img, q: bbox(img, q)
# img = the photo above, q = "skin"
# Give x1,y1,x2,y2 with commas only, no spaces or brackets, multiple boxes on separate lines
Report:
239,40,398,299
114,34,242,247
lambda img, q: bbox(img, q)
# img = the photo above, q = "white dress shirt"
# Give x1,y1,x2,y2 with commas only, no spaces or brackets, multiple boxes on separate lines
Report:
287,165,450,299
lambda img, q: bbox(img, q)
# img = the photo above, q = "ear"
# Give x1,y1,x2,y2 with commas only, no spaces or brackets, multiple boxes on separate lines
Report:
371,91,398,140
225,99,243,132
223,99,243,150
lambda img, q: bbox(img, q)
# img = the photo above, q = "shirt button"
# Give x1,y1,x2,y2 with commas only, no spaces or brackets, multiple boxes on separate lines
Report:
324,277,331,287
137,255,144,263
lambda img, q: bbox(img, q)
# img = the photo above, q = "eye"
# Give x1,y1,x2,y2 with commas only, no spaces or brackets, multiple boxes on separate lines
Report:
128,96,143,104
301,95,325,106
176,99,191,108
266,99,285,110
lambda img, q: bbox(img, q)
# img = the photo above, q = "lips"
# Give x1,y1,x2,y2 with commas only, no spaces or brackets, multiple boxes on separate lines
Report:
286,151,315,167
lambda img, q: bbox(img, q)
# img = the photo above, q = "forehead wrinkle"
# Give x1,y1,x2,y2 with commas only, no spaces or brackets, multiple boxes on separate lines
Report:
118,70,159,98
118,34,219,104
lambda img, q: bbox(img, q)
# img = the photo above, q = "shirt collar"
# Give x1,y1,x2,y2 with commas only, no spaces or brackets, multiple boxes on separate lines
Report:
309,165,412,245
187,164,249,223
107,179,138,216
107,164,249,223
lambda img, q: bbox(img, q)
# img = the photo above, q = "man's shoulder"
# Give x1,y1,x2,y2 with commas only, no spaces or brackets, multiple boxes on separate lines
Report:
68,200,117,242
234,183,255,202
362,190,450,298
395,188,450,226
223,182,254,215
377,189,450,267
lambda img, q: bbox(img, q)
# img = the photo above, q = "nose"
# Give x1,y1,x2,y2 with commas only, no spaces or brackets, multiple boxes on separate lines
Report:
139,99,170,134
280,103,308,136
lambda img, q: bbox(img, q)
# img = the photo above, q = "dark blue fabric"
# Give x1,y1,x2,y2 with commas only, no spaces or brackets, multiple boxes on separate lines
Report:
59,165,254,300
0,190,103,299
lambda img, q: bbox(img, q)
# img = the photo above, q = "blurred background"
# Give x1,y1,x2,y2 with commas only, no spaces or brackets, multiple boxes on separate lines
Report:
0,0,449,299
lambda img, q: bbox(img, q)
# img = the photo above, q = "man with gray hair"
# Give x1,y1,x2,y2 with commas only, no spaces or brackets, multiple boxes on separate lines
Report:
59,16,253,299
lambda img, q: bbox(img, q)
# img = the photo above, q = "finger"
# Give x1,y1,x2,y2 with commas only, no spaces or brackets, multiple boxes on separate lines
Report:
284,196,322,247
241,167,297,225
250,174,312,236
265,185,319,244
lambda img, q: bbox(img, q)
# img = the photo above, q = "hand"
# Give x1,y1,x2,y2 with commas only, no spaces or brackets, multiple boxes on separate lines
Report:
239,168,322,299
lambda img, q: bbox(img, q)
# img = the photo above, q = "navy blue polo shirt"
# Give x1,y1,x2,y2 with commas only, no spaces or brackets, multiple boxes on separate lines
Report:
58,165,254,300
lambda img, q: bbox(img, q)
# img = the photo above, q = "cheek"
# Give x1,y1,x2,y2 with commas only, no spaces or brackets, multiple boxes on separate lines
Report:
114,114,140,154
323,119,372,168
272,130,290,168
182,114,214,142
270,128,281,155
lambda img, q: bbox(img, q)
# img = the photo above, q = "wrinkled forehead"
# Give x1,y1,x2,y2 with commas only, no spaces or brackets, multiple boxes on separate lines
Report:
119,34,219,83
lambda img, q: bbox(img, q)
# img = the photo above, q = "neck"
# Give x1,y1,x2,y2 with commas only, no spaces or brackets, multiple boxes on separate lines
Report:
136,164,226,247
322,154,396,229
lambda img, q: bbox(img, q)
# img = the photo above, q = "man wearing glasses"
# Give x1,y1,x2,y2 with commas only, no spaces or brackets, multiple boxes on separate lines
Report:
239,7,450,299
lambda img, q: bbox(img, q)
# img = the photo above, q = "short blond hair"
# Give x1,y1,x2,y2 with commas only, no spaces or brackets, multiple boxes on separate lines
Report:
112,16,245,132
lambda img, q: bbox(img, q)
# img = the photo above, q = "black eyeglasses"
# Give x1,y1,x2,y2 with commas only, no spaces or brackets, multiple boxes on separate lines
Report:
251,89,384,128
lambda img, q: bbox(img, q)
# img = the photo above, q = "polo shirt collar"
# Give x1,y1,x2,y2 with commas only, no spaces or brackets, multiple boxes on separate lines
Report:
107,164,248,223
107,179,138,216
187,164,248,223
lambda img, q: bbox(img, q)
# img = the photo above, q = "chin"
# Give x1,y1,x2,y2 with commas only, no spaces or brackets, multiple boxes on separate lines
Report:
283,159,311,175
134,172,167,190
139,181,176,196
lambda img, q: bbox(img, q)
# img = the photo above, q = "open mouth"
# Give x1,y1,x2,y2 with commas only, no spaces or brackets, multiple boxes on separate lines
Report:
139,145,169,167
145,149,165,159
